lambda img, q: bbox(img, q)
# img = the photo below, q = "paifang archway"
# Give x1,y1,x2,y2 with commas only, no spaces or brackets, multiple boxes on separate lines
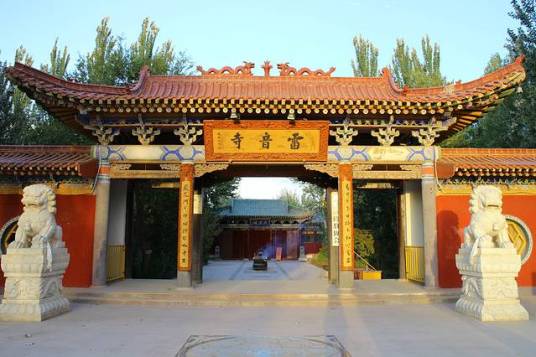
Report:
5,58,526,288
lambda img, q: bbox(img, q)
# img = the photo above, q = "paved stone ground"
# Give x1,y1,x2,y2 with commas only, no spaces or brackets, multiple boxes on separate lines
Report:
1,297,535,357
2,262,535,355
203,260,327,281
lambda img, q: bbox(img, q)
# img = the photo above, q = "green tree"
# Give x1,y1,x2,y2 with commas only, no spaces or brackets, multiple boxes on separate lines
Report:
74,17,128,85
443,1,536,148
484,53,508,74
74,17,193,85
278,181,327,244
127,18,193,79
354,189,398,278
201,179,240,262
391,36,444,88
278,187,301,208
351,35,379,77
0,58,16,143
0,48,35,144
12,46,34,118
41,39,70,77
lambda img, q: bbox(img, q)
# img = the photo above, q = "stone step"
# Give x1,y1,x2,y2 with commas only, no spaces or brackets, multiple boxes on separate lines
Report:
65,290,459,307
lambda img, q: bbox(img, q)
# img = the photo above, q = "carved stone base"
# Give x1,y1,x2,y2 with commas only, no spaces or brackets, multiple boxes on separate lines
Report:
455,247,529,321
0,247,70,321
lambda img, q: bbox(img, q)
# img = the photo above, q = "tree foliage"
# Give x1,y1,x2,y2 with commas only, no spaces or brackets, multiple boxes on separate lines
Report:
442,0,536,148
278,187,301,208
279,181,327,244
41,39,70,77
0,58,16,143
1,17,194,145
74,17,193,85
484,53,509,74
351,35,445,88
391,36,444,88
354,189,398,278
74,17,127,85
0,48,36,144
351,36,379,77
201,179,240,262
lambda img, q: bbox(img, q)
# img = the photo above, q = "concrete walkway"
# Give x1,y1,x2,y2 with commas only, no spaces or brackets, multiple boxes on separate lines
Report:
2,261,535,356
63,260,459,298
203,260,327,281
0,298,535,356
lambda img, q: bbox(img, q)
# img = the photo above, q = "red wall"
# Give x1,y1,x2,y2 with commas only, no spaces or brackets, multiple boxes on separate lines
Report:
0,193,95,288
437,194,536,288
57,195,95,287
0,195,23,287
304,242,322,254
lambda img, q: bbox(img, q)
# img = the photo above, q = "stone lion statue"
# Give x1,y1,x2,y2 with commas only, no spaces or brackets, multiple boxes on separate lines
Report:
463,185,513,260
9,184,63,252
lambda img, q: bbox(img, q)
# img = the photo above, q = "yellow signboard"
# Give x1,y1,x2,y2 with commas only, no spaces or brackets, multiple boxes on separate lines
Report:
204,120,328,161
340,179,354,270
178,179,192,271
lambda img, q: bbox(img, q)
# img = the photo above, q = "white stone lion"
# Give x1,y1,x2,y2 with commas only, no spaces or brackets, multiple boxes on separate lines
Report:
463,185,513,259
9,184,63,251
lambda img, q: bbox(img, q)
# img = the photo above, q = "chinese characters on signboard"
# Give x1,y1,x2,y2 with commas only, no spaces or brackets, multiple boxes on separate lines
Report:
204,120,328,161
340,180,354,269
330,191,339,247
178,179,192,270
215,129,316,153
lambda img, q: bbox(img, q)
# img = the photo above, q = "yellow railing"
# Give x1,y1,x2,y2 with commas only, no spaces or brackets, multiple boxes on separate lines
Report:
405,246,424,283
106,245,125,282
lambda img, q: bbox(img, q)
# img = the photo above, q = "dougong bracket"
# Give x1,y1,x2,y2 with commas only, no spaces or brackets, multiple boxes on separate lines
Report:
371,125,400,146
84,125,119,145
412,116,454,146
174,119,203,145
329,120,358,146
132,126,161,145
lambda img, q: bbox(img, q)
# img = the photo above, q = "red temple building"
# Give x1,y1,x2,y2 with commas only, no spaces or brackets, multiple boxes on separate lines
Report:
214,199,312,260
0,57,534,291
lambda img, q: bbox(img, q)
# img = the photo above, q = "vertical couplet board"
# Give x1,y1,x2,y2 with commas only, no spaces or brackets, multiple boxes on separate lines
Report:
338,164,354,271
178,164,194,271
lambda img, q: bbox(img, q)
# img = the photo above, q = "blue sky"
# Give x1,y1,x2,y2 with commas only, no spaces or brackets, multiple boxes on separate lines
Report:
1,0,516,81
0,0,519,198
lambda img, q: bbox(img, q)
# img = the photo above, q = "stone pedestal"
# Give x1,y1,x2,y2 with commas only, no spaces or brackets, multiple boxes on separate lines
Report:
455,246,529,321
299,245,307,262
0,246,70,321
337,271,354,289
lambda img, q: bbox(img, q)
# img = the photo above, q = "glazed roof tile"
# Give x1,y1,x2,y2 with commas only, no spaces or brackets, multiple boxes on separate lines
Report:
6,61,524,102
438,148,536,178
5,58,526,135
0,146,97,177
220,199,311,218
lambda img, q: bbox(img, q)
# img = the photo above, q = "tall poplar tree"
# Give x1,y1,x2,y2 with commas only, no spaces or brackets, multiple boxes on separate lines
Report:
74,17,128,85
74,17,193,85
351,36,379,77
41,38,70,77
0,56,16,143
443,0,536,148
391,36,444,88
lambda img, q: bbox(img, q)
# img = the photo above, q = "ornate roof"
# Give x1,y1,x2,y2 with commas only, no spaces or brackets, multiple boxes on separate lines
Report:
5,58,526,138
438,148,536,178
0,146,97,177
220,199,311,218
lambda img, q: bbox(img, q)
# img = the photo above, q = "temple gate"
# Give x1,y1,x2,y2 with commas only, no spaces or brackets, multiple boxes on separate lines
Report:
1,57,532,289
